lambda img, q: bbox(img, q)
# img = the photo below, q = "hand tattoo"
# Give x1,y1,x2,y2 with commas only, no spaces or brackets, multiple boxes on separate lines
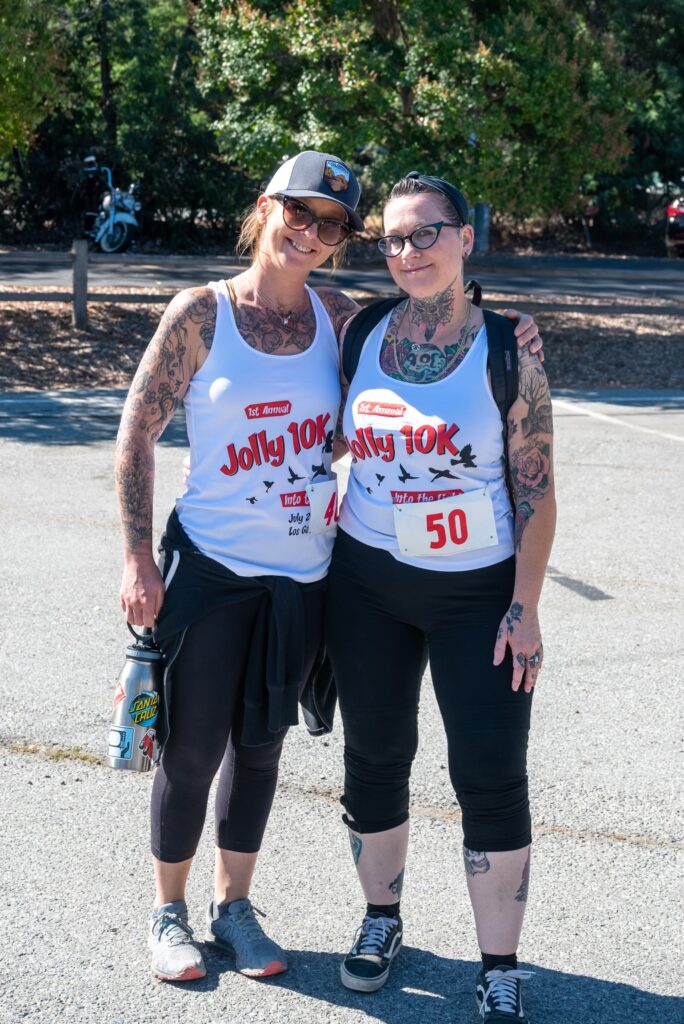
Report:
506,602,524,635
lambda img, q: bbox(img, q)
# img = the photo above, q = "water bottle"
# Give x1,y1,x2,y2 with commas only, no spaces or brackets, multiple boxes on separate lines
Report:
106,624,163,772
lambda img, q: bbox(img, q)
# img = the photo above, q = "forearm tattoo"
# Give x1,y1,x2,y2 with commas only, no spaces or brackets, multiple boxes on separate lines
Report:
463,847,491,876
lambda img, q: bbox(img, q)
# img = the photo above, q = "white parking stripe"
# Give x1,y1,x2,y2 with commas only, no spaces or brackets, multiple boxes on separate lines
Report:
552,398,684,443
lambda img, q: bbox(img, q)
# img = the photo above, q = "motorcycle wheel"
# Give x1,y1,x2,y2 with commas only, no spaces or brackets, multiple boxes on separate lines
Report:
98,222,132,254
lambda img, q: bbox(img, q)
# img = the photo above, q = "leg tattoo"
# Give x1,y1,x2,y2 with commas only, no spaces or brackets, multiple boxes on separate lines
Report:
349,832,363,866
463,847,491,876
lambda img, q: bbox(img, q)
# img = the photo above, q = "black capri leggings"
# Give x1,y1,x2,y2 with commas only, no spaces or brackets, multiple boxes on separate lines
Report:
151,590,324,862
325,530,533,852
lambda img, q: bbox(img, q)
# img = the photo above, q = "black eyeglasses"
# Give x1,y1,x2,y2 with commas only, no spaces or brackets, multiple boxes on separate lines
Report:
377,221,462,257
273,194,351,247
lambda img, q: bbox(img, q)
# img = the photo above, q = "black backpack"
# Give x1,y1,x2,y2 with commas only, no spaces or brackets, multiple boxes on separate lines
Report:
341,290,519,443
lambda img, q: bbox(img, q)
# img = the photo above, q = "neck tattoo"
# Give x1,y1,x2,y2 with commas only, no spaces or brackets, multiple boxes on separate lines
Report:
408,276,462,342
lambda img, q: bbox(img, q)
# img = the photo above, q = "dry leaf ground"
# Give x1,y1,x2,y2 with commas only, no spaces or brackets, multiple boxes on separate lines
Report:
0,287,681,391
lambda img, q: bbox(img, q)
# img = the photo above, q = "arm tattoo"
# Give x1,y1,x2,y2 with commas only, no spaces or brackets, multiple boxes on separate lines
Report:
349,832,362,866
388,867,405,897
510,439,552,504
114,438,154,552
514,850,531,902
463,847,491,876
115,289,206,553
514,500,535,552
519,358,553,438
316,287,360,339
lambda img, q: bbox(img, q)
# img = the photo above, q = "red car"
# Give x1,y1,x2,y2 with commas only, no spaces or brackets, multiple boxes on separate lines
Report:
666,197,684,257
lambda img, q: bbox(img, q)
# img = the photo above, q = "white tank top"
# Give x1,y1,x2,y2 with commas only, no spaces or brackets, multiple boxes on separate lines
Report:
176,280,340,582
338,313,515,571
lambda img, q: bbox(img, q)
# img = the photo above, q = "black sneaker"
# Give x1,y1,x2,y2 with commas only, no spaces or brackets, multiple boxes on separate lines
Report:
340,913,403,992
475,965,534,1022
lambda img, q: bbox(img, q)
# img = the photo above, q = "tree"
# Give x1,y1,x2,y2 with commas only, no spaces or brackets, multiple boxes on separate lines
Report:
0,1,64,158
196,0,645,217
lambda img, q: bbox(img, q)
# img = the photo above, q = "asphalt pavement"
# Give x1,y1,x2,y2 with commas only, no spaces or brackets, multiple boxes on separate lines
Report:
2,249,683,302
0,387,682,1023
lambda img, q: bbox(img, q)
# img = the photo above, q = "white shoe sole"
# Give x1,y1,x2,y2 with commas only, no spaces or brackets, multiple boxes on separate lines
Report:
340,962,391,992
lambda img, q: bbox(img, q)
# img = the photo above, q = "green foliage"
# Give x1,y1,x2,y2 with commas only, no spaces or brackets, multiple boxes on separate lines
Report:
196,0,645,217
0,1,64,157
0,0,251,244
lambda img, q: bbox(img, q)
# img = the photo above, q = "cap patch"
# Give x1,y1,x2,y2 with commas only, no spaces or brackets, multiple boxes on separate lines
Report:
324,160,351,193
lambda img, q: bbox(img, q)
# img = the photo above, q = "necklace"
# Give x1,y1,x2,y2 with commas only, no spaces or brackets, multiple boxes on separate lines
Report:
393,299,473,379
235,275,306,327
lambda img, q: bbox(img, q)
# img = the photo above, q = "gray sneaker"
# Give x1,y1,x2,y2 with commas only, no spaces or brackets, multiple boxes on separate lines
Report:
205,897,288,977
148,900,206,982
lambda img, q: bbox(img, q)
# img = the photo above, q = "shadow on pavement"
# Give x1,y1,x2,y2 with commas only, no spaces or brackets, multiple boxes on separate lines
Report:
552,388,684,411
189,946,683,1024
0,389,188,446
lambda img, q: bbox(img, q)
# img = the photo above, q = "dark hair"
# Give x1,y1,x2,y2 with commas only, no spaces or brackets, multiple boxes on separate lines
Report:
386,176,464,226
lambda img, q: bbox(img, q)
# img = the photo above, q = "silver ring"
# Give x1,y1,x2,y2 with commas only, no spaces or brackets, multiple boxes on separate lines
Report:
527,653,541,666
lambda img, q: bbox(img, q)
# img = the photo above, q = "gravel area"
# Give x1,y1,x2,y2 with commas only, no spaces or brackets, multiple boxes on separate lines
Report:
0,287,682,390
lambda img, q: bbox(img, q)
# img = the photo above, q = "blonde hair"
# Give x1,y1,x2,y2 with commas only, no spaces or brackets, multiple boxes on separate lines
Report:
236,197,349,270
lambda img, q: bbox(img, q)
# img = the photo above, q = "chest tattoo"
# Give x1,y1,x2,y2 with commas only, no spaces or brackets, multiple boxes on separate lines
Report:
234,305,317,354
379,307,480,384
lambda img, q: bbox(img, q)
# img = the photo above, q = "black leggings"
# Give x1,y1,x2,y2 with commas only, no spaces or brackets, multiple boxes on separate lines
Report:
151,590,324,862
325,530,533,852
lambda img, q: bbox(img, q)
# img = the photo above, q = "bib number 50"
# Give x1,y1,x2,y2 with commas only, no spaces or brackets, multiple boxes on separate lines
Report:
425,508,468,549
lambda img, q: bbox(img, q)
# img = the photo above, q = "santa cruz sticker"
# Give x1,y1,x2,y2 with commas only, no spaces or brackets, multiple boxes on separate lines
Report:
128,690,160,727
324,160,351,192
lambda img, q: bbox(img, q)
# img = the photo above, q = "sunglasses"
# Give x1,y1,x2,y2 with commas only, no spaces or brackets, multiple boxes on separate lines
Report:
273,194,351,247
377,221,462,257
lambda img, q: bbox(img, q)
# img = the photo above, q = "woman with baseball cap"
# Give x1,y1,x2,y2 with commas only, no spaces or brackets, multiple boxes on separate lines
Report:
326,172,556,1023
115,150,543,985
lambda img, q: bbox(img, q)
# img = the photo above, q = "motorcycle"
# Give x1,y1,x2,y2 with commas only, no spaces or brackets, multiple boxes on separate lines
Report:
83,156,142,253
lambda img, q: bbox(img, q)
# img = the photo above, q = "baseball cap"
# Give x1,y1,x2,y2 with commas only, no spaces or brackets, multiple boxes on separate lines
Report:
264,151,364,231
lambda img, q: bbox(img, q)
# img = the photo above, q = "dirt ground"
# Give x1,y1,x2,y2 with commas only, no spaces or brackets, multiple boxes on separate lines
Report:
0,287,682,390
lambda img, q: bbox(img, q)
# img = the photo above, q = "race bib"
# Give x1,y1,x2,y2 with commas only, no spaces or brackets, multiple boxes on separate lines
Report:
393,488,498,557
306,477,339,536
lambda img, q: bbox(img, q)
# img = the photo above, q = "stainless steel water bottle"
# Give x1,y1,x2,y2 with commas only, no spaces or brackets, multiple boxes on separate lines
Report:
106,625,163,772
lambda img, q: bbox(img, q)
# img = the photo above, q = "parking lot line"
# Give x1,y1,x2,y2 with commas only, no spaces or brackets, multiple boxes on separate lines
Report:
552,397,684,443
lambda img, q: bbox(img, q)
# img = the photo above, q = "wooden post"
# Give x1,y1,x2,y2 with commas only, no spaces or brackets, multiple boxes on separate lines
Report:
72,239,89,328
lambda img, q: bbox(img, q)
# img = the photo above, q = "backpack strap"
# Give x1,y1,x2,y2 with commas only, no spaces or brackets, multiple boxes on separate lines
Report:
342,296,404,383
482,309,519,431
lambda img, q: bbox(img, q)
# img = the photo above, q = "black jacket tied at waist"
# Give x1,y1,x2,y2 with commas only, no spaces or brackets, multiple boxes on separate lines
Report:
154,509,334,748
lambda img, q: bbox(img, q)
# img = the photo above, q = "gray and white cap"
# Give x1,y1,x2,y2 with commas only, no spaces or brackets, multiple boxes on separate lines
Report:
264,151,364,231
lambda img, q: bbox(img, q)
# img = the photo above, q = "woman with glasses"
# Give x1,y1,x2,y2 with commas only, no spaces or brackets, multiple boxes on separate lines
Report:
326,172,556,1023
115,151,542,986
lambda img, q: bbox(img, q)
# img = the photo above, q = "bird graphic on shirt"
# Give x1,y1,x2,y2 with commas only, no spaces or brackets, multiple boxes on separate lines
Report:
322,429,334,454
311,463,327,480
287,466,304,484
263,480,274,491
246,496,258,504
450,444,477,469
366,486,373,495
398,464,418,483
376,474,385,485
429,467,459,483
